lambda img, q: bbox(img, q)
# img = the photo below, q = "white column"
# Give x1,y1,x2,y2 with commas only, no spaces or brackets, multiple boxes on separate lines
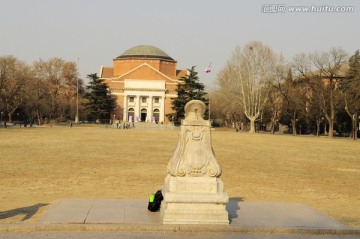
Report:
123,95,128,122
148,96,153,122
136,95,141,121
160,97,165,123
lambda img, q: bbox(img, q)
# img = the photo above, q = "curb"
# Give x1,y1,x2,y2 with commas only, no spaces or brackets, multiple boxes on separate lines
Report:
1,223,359,236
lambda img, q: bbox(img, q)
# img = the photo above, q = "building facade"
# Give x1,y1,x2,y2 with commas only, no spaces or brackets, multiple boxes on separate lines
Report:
99,45,187,123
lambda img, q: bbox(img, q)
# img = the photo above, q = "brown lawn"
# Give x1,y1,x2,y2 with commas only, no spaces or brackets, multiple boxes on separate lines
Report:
0,127,359,227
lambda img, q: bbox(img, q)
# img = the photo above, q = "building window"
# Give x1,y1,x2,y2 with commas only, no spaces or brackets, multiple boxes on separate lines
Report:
154,97,160,103
129,96,134,103
141,97,147,103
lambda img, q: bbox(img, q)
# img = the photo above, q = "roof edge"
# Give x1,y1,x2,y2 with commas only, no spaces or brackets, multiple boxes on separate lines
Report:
116,54,174,61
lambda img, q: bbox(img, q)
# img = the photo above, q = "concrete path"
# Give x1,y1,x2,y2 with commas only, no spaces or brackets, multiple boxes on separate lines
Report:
1,231,359,239
38,199,161,225
1,199,359,238
37,199,349,230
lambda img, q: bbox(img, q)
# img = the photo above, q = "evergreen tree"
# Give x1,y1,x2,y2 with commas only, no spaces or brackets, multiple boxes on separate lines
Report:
343,50,360,139
168,66,208,123
84,73,115,121
348,50,360,81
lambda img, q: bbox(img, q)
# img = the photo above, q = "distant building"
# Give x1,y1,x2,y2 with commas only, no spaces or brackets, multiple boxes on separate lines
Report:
99,45,187,123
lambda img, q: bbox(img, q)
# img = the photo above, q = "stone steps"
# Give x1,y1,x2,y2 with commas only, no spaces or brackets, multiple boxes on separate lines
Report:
132,122,178,131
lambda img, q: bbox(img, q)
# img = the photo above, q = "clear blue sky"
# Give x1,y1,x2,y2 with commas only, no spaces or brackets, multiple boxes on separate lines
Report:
1,0,359,89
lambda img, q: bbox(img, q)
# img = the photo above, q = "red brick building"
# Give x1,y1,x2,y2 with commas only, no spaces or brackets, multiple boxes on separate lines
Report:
99,45,187,123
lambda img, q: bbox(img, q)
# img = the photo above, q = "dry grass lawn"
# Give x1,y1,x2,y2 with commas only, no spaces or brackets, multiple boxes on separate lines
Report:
0,127,359,227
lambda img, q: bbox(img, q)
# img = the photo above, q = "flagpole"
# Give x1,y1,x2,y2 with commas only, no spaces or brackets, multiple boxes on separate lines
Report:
75,58,80,124
208,94,211,120
204,62,212,122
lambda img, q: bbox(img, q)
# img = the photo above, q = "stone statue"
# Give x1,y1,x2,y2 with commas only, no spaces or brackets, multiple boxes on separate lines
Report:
161,100,229,224
167,100,222,178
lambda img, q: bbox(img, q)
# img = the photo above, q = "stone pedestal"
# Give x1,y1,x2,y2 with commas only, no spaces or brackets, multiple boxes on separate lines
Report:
161,100,229,224
161,175,229,224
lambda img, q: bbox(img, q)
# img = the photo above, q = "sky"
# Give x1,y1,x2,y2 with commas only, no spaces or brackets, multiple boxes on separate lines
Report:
1,0,359,90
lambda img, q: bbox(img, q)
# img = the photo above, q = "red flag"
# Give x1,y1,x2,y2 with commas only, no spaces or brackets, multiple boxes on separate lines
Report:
204,65,211,73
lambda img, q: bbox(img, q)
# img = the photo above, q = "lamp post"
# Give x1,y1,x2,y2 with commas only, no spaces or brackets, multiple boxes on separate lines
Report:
358,114,360,139
353,112,359,140
74,58,80,124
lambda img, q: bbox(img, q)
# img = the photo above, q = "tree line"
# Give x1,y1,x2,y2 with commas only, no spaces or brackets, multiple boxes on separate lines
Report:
0,56,115,126
211,41,360,138
2,42,359,139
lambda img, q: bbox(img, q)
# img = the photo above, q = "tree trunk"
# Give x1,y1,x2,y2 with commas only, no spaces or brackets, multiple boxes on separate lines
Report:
316,119,320,137
291,111,297,136
36,110,42,126
291,119,297,136
344,99,357,140
270,120,275,134
328,119,334,138
8,112,12,123
328,79,335,138
249,118,256,134
351,117,356,140
324,122,327,135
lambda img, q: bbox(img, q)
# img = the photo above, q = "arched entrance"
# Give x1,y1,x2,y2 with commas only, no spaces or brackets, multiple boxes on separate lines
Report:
153,109,160,123
128,108,134,122
141,108,147,122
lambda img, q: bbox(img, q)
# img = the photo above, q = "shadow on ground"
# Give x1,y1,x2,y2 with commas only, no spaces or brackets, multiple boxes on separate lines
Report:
0,203,48,221
227,197,244,222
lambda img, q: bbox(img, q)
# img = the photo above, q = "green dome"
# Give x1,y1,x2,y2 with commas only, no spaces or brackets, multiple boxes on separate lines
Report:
117,45,173,60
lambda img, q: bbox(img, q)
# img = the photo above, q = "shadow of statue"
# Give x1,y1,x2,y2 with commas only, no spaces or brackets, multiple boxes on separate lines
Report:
226,197,243,223
0,203,48,221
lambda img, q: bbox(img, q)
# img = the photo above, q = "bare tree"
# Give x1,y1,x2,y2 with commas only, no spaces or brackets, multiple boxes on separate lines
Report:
0,56,32,123
273,66,310,135
266,87,282,134
210,89,244,129
23,74,52,125
270,65,290,134
292,48,348,138
33,58,79,121
212,64,243,128
311,48,347,138
217,41,278,133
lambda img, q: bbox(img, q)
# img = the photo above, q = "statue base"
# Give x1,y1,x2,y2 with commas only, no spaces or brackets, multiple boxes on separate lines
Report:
161,175,229,224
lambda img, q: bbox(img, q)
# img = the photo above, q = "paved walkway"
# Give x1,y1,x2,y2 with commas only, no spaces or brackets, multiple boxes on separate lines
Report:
37,199,349,229
1,199,359,238
1,231,359,239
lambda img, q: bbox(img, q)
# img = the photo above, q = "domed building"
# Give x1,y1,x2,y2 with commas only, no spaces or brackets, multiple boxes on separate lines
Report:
99,45,187,123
